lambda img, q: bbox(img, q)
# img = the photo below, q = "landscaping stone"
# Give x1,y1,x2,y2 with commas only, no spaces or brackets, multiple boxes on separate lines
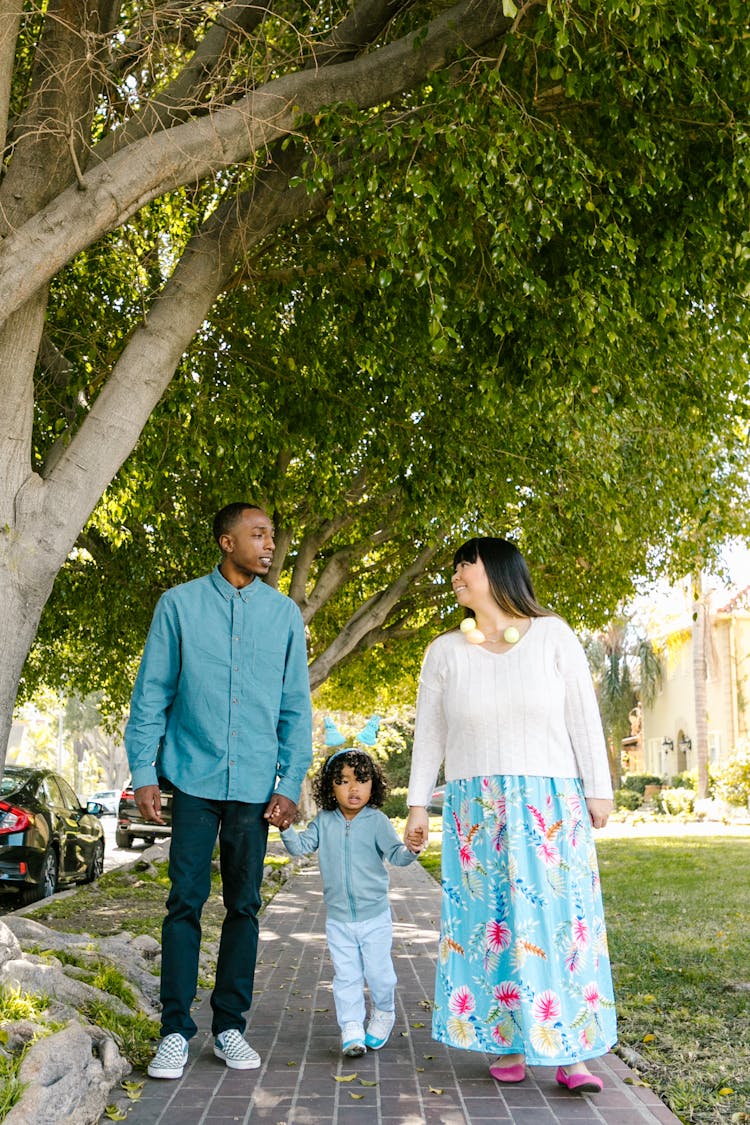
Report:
2,1019,130,1125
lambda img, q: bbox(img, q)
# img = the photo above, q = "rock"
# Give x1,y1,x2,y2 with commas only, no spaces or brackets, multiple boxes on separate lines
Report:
5,916,93,946
2,1020,130,1125
3,917,161,1014
1,958,132,1015
0,1019,46,1052
130,933,161,958
0,921,23,968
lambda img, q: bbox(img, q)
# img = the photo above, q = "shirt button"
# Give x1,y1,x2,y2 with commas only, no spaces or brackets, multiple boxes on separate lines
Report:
233,635,240,641
231,731,237,736
232,697,238,704
233,666,239,672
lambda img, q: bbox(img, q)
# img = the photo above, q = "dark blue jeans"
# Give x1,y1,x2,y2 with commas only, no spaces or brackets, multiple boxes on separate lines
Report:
160,787,268,1040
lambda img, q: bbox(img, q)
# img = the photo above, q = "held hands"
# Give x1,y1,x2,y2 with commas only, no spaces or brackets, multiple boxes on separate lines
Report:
404,806,429,853
586,797,613,829
264,794,297,830
134,784,165,825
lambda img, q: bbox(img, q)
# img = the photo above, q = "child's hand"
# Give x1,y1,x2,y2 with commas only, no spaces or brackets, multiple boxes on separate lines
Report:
404,808,429,853
405,825,427,853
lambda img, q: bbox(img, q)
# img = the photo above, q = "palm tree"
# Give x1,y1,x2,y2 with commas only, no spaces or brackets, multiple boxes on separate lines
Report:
691,571,711,799
585,617,662,788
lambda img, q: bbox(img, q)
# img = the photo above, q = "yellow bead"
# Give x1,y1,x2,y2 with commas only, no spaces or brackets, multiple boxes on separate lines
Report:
504,626,520,644
459,618,476,634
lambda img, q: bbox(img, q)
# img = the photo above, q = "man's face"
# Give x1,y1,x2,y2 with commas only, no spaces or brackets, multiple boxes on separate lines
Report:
220,509,275,581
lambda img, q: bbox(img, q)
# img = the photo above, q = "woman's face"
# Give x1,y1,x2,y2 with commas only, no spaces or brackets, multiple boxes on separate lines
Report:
451,556,491,609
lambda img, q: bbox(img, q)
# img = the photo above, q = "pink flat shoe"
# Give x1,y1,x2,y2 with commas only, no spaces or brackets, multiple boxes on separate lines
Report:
555,1067,603,1093
489,1061,526,1083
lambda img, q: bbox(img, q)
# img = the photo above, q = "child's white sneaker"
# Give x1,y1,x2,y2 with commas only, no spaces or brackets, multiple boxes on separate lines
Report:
365,1008,395,1049
341,1021,366,1057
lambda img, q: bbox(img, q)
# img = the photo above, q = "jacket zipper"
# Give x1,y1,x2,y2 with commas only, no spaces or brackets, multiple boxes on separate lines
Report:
344,819,357,920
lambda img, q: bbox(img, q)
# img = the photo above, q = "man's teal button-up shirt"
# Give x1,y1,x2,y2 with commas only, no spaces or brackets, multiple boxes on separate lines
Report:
124,566,312,804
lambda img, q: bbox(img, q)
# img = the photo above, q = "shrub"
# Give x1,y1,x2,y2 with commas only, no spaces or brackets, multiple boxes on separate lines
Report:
659,787,695,815
615,788,642,811
671,770,698,791
382,787,408,819
712,749,750,807
622,773,663,795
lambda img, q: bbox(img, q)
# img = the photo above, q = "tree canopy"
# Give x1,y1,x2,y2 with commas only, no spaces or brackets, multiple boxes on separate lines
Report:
3,1,750,749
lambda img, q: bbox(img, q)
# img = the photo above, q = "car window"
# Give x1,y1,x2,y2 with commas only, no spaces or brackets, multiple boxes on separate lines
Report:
56,775,83,810
42,776,64,806
1,773,26,797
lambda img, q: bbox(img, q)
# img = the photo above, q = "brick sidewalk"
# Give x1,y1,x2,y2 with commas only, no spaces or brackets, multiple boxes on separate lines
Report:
102,859,682,1124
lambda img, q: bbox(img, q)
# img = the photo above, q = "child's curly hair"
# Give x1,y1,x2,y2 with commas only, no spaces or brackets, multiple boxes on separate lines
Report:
312,749,389,811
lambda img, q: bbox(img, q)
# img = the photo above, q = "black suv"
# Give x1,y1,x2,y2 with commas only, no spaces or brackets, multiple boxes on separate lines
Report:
116,781,173,848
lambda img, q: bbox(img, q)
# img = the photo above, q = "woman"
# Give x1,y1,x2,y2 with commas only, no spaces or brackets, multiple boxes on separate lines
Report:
405,537,616,1094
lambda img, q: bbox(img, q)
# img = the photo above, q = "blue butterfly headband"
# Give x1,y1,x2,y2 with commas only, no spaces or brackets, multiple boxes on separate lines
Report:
323,746,373,771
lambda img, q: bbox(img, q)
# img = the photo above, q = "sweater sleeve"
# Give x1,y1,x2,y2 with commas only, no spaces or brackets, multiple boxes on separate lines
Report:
374,812,419,867
280,818,320,856
407,638,449,807
557,624,613,799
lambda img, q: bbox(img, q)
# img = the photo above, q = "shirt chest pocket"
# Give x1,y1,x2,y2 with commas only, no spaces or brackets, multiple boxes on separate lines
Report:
254,643,286,672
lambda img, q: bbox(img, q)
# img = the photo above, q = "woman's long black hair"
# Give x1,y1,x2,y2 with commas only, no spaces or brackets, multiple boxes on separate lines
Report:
453,537,549,620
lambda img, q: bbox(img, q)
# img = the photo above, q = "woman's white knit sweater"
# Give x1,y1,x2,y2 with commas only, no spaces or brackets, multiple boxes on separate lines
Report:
407,615,613,806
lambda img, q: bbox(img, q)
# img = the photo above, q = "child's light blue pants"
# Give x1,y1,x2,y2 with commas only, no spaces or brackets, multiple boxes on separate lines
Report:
326,907,397,1029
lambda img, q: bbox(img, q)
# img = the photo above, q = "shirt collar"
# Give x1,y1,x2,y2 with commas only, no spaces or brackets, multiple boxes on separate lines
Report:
210,564,260,602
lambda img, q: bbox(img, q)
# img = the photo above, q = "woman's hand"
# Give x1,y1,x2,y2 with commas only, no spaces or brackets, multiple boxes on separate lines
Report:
404,806,429,852
586,797,613,829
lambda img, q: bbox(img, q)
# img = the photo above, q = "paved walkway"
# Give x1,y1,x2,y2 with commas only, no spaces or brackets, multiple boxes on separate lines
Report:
102,857,682,1125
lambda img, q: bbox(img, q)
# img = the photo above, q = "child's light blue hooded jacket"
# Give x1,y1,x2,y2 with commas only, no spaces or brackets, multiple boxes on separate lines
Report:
281,805,417,923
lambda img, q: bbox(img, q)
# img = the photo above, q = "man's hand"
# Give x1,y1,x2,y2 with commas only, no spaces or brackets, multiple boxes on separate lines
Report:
135,784,165,824
586,797,613,829
264,794,297,830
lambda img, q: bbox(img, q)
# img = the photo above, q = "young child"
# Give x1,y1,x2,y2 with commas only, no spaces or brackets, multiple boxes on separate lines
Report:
280,747,420,1057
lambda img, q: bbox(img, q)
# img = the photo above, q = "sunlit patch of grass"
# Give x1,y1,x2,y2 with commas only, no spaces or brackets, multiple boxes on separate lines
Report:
81,1000,160,1071
0,987,57,1121
0,984,49,1022
599,837,750,1124
0,1052,27,1119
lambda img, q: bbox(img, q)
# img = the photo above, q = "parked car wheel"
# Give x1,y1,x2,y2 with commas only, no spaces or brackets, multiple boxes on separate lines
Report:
84,838,104,883
115,827,132,848
22,847,59,904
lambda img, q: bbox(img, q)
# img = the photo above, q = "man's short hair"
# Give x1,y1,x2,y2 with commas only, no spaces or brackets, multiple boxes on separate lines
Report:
212,502,264,546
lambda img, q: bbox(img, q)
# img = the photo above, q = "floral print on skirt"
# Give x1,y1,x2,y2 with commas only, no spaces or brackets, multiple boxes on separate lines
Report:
433,775,617,1066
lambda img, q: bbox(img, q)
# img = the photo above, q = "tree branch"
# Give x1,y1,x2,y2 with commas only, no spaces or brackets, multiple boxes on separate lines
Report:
93,1,276,160
307,540,443,689
0,0,512,322
0,0,22,158
37,149,330,527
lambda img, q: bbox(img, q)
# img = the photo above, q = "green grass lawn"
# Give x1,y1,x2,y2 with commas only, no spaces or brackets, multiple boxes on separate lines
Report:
418,829,750,1125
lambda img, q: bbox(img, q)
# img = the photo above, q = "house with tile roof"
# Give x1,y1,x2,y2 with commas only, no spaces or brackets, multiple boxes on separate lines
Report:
637,584,750,780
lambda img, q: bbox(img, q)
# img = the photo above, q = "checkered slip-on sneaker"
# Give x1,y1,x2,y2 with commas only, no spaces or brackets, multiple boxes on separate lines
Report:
147,1033,189,1079
214,1029,261,1070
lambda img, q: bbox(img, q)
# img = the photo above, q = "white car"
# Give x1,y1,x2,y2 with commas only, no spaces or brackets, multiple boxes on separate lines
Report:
87,789,120,816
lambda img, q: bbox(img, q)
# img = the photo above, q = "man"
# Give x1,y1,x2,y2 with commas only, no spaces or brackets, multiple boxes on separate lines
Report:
124,503,312,1079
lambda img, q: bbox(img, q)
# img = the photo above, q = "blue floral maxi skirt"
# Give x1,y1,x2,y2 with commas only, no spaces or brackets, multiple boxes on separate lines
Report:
433,775,617,1066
